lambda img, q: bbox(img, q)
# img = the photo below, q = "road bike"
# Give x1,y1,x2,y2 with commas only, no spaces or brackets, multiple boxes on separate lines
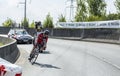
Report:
29,44,42,65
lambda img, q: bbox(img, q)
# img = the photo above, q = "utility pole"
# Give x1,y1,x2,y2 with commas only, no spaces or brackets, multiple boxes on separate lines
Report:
18,0,27,28
24,0,27,21
70,0,74,22
66,0,76,22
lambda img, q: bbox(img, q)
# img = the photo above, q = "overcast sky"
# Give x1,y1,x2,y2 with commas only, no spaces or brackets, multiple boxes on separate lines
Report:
0,0,116,25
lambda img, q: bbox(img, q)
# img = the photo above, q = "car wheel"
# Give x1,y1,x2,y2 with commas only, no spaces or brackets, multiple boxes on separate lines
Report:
30,41,32,44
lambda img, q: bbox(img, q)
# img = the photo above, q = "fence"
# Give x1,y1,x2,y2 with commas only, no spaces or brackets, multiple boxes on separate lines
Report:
0,27,120,41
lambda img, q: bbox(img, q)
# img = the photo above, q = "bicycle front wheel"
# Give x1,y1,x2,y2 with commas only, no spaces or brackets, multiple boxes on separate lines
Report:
30,49,39,65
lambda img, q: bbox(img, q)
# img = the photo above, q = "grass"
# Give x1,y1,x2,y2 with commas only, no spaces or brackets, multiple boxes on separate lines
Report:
0,43,3,46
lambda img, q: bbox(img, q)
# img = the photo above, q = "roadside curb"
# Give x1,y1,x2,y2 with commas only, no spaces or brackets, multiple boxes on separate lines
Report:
50,37,120,45
15,47,29,65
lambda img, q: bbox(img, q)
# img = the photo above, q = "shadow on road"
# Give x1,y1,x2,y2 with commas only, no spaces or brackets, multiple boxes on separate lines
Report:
40,51,51,54
34,62,61,69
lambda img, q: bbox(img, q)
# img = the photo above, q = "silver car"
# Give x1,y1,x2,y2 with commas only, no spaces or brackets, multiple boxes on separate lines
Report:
8,29,33,44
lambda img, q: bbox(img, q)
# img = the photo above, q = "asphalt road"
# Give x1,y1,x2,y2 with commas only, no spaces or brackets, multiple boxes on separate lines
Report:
16,38,120,76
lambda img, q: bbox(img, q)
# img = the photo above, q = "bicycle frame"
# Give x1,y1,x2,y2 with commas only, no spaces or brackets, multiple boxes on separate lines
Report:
29,44,42,65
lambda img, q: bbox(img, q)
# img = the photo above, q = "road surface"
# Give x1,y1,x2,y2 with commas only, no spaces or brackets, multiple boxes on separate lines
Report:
16,38,120,76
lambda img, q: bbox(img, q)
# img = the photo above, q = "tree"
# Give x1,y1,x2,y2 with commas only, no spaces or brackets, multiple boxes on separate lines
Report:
114,0,120,13
106,13,119,20
86,15,103,21
2,18,15,27
21,18,29,28
75,0,87,22
58,14,66,22
87,0,106,17
43,13,54,28
29,21,35,28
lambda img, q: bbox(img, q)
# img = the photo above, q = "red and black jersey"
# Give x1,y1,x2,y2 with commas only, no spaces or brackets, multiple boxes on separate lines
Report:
37,33,48,44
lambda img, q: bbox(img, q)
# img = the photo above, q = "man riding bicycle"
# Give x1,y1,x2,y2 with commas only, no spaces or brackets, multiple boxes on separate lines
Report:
33,21,43,45
28,21,49,60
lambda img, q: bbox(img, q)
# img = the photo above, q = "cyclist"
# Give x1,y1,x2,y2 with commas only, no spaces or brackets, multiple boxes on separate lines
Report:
28,30,49,60
33,21,43,45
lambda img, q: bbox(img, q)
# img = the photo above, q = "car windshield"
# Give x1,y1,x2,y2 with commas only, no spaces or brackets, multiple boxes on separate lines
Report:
16,30,28,35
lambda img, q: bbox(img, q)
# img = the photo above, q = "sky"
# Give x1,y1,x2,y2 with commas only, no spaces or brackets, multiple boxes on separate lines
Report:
0,0,117,25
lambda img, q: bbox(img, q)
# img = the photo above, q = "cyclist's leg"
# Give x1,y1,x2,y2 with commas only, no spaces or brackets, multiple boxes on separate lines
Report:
39,44,44,53
29,47,34,57
30,37,37,57
28,44,37,60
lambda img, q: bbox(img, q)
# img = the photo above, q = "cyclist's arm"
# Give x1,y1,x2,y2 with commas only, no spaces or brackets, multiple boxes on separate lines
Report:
43,37,48,50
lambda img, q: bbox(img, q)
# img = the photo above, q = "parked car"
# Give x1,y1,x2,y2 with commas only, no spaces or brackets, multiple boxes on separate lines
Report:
8,29,33,44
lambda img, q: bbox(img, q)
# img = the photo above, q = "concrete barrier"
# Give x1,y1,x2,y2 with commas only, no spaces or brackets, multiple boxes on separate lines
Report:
0,36,20,63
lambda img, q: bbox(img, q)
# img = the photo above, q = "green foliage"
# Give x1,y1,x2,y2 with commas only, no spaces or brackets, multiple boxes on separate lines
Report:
58,14,66,22
2,18,14,27
43,13,54,28
105,13,120,20
75,0,107,22
75,0,87,22
29,21,35,28
117,13,120,19
0,43,3,46
114,0,120,13
21,18,29,28
86,15,103,21
87,0,106,17
106,13,119,20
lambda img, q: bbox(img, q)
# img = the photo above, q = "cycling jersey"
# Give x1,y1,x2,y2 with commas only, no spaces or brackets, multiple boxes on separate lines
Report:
37,32,48,45
33,31,41,45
